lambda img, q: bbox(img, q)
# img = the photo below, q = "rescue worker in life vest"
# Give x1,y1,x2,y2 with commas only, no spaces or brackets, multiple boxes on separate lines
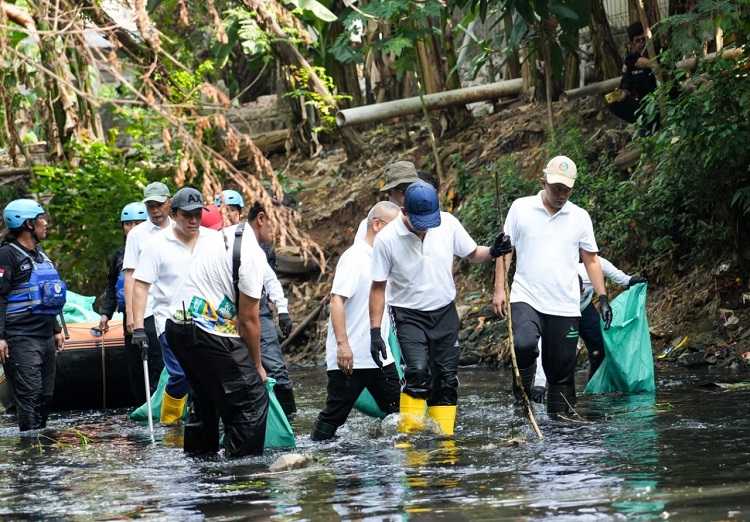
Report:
97,202,149,402
0,199,66,431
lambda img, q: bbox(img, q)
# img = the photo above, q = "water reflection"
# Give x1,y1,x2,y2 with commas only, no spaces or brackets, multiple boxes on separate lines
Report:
1,368,750,519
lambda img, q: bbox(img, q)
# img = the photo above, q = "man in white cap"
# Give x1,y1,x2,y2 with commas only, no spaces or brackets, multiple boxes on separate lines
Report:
493,156,612,416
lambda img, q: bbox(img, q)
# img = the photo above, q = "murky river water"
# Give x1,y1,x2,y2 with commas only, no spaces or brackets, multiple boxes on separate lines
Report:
2,367,750,520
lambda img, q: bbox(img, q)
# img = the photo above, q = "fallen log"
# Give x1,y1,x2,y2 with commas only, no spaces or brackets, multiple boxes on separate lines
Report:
280,294,330,350
336,78,524,128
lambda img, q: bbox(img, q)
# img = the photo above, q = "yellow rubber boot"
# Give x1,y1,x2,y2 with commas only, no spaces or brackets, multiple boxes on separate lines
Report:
427,405,457,436
398,393,427,434
160,391,187,426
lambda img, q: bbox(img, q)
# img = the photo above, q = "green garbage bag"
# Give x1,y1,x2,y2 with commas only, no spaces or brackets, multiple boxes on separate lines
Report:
353,328,403,418
264,378,296,449
130,367,169,422
585,283,655,395
130,371,296,450
63,291,102,324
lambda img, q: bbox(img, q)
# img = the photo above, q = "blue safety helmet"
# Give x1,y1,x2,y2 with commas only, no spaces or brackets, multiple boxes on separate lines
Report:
215,189,244,208
3,199,46,230
120,202,148,223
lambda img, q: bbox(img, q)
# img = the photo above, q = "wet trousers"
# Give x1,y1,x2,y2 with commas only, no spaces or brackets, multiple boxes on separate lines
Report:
579,302,605,378
125,314,164,402
4,335,55,431
392,303,460,405
166,320,268,457
316,364,400,428
158,332,190,398
512,302,580,386
260,312,291,389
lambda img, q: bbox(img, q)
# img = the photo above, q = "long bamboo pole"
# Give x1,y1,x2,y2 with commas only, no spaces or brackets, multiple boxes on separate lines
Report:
501,256,544,440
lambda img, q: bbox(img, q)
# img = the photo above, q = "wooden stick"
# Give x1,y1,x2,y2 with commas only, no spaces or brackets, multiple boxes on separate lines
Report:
502,256,543,440
280,294,330,350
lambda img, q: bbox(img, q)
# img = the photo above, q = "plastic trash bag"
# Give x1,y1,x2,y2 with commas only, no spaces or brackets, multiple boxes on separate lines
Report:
130,370,296,449
353,328,403,418
264,378,296,449
585,283,655,394
63,291,102,324
130,367,169,422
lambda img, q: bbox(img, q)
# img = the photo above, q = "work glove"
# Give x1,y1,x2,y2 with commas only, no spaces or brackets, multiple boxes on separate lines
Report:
278,313,293,338
132,328,149,360
489,233,513,258
628,275,648,288
598,296,613,330
370,327,387,369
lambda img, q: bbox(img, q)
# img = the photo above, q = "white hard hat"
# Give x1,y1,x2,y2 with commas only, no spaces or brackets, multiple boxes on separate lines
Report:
543,156,577,188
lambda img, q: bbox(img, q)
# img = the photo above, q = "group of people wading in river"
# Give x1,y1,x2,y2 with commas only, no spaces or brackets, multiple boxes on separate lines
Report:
1,156,648,455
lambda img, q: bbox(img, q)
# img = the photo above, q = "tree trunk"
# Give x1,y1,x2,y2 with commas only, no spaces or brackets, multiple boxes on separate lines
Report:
240,0,365,160
504,13,522,79
590,0,623,81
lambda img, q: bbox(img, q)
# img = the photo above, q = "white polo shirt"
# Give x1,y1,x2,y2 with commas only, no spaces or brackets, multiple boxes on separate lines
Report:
578,257,632,309
326,240,393,371
504,192,598,317
175,224,268,337
372,212,477,311
122,218,173,318
133,225,223,335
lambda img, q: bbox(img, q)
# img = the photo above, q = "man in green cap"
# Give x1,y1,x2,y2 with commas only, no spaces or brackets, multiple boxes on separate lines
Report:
122,182,171,397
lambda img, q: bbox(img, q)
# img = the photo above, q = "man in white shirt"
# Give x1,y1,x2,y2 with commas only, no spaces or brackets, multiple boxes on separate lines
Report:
311,202,401,441
166,218,270,456
121,182,171,397
531,257,647,400
493,156,613,416
370,181,511,436
247,202,296,419
131,188,223,425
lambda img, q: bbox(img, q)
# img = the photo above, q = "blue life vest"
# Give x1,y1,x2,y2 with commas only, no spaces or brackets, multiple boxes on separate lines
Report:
6,244,67,316
115,271,126,312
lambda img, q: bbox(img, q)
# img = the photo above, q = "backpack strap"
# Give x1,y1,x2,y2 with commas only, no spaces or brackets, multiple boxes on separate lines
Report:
232,222,245,300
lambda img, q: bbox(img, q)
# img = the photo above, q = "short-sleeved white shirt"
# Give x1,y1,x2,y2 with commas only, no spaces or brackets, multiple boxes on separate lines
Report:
174,224,268,337
504,192,598,317
372,212,477,311
133,225,223,335
122,218,173,317
326,240,393,370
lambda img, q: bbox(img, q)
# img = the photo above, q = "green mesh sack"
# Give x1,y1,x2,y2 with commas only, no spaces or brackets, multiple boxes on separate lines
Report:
585,283,655,395
129,367,169,422
353,327,403,419
63,291,102,324
264,378,296,449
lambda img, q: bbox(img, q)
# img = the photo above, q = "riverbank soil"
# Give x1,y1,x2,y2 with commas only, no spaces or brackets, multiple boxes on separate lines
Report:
273,97,750,374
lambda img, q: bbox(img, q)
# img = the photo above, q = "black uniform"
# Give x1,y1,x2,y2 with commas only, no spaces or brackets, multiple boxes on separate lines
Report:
610,52,658,125
0,239,62,431
99,247,163,402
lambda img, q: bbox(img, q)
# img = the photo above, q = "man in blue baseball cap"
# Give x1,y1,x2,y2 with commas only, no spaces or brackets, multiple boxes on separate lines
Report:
369,181,511,437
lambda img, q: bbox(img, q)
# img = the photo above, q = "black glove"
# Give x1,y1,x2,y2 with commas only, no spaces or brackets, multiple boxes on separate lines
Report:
598,295,613,330
370,327,387,369
628,275,648,288
132,328,149,360
278,313,293,338
489,233,513,258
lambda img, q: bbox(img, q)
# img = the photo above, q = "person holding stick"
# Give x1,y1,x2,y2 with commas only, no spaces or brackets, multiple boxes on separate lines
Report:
493,156,612,417
370,181,511,436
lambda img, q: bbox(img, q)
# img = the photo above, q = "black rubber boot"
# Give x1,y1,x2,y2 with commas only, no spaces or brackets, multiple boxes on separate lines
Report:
310,419,338,441
274,385,297,421
512,364,536,403
183,406,220,455
547,383,576,418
